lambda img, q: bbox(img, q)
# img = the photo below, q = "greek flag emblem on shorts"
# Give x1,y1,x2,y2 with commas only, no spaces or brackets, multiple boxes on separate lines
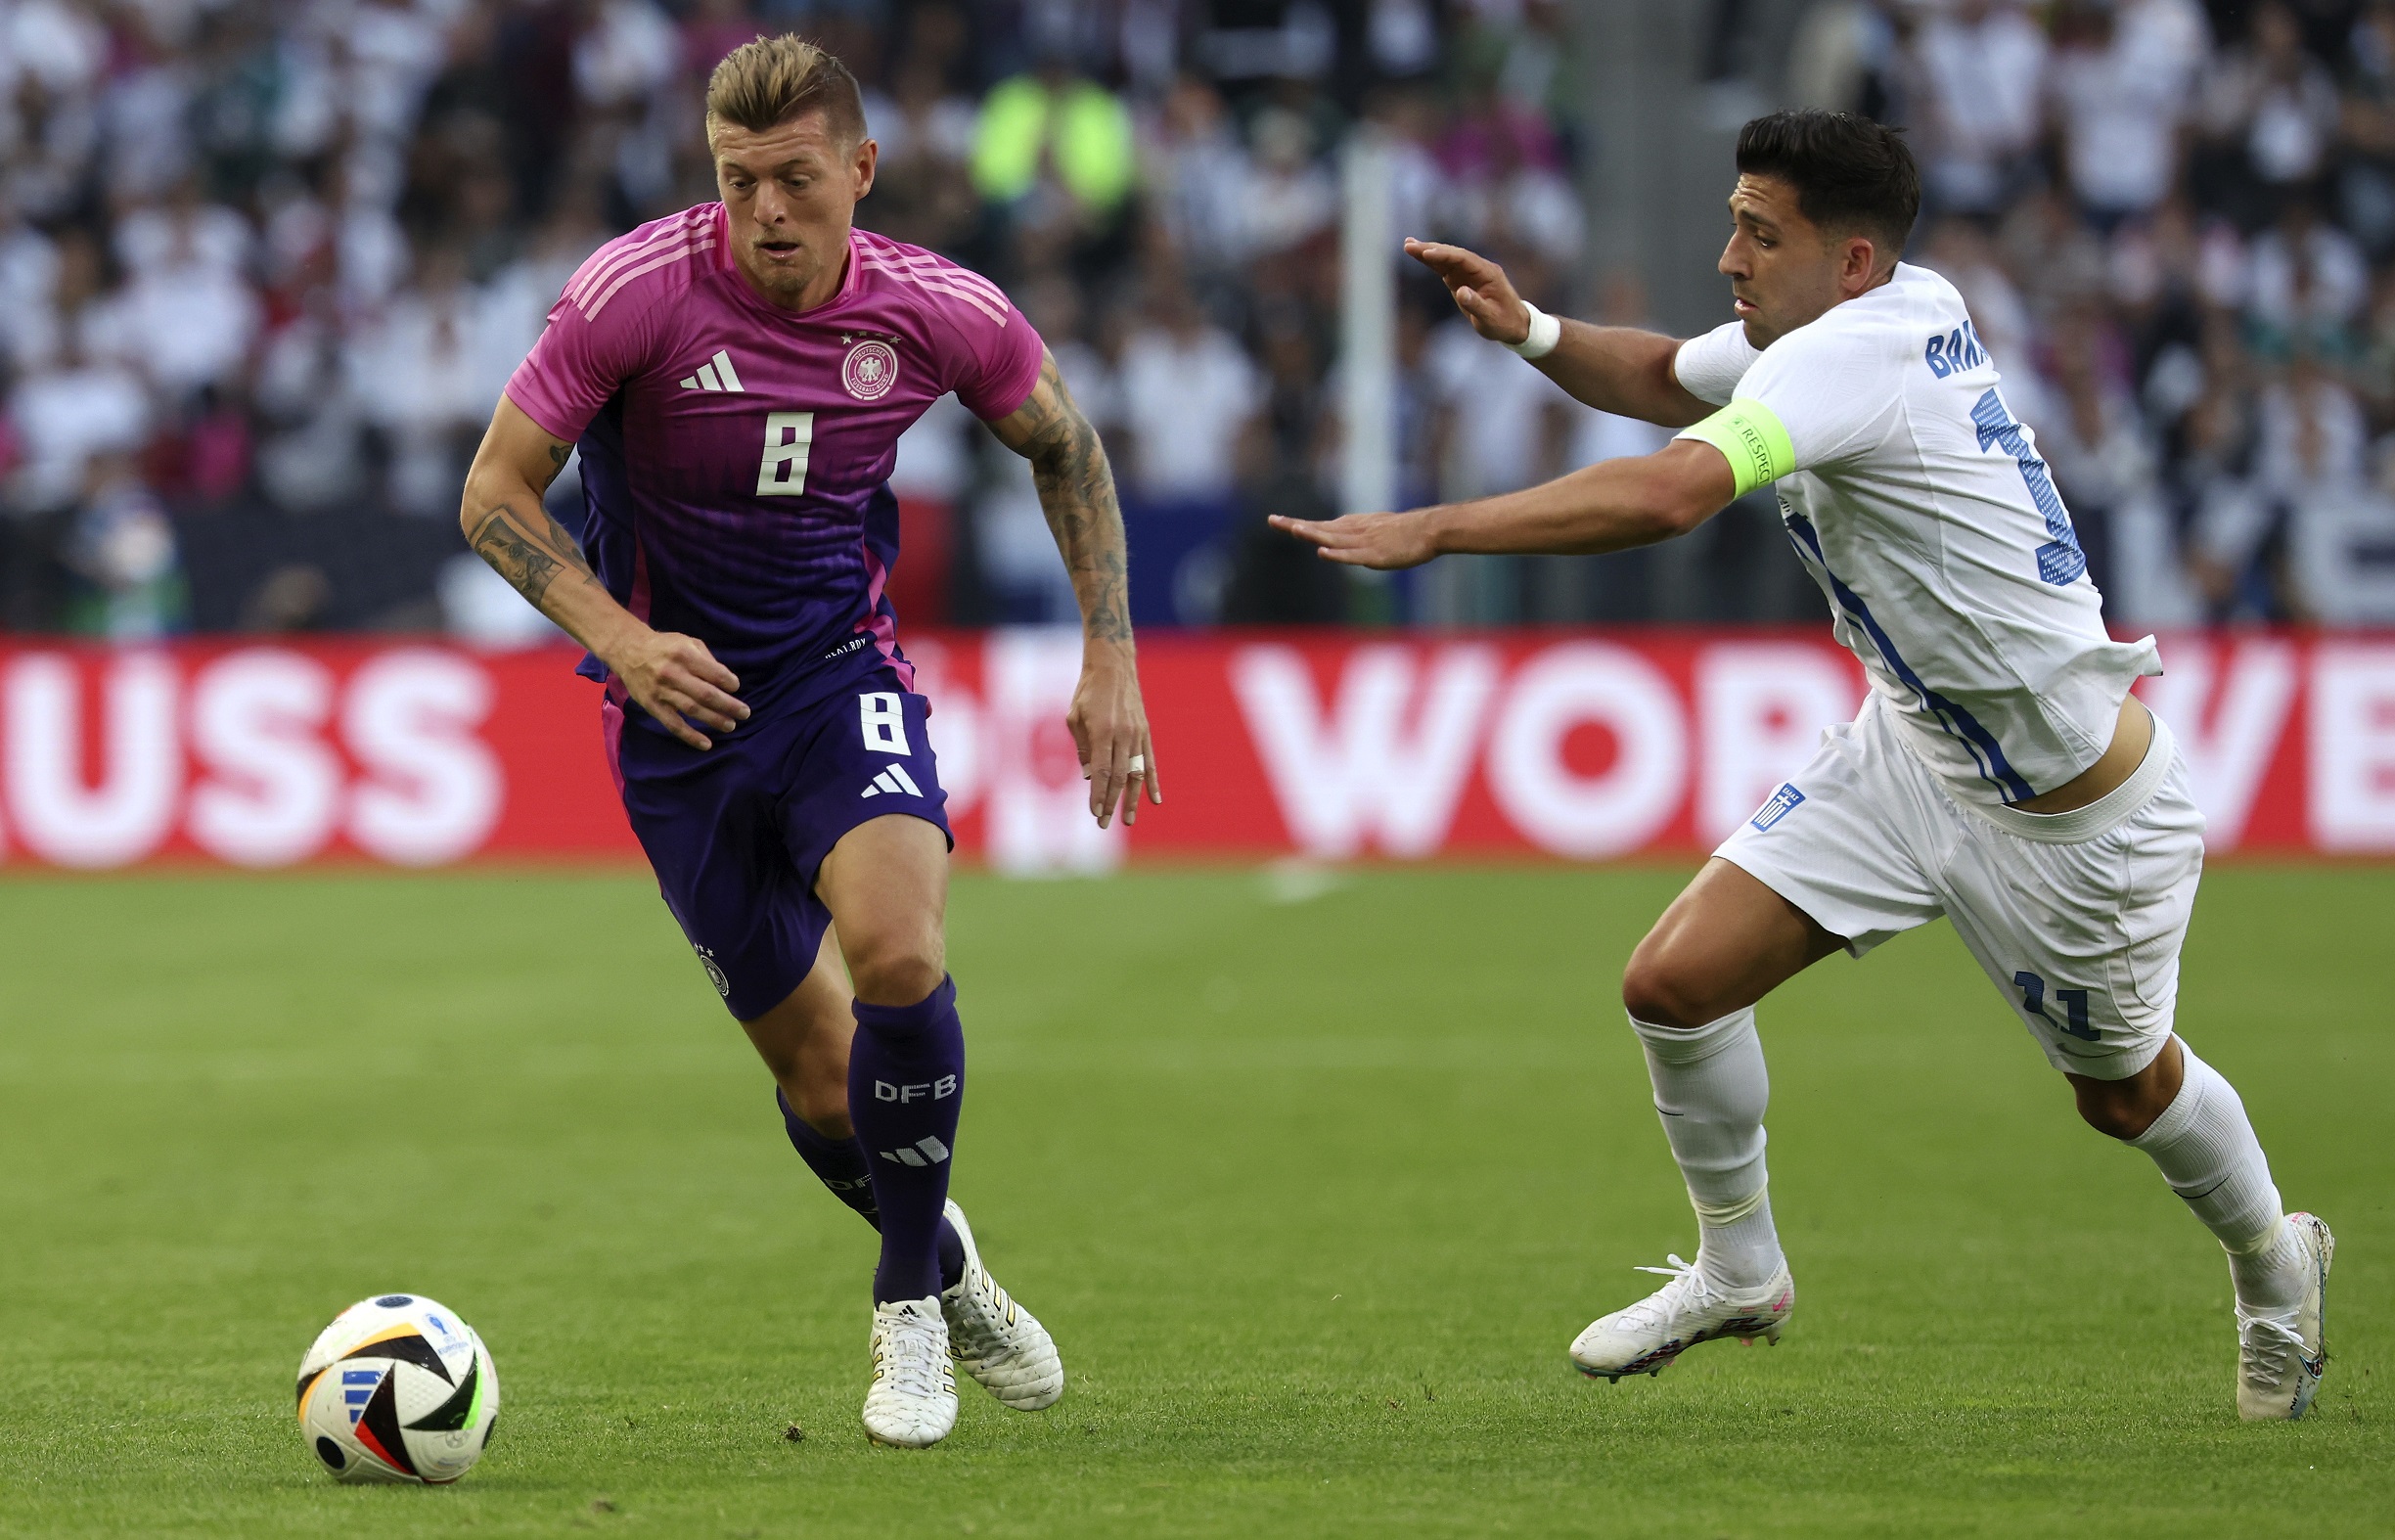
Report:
1750,783,1806,831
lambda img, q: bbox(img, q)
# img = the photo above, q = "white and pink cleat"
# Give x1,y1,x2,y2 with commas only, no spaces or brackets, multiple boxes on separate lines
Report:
1570,1254,1795,1382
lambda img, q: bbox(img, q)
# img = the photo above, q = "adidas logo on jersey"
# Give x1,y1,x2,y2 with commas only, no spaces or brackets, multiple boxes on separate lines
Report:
678,348,746,392
861,765,923,799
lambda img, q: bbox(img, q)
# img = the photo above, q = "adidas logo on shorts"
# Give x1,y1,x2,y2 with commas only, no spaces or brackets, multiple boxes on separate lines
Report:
861,765,923,799
1750,783,1806,831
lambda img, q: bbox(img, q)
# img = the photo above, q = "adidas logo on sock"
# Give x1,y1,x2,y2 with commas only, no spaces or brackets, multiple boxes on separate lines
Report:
881,1136,950,1167
860,765,923,799
678,348,746,392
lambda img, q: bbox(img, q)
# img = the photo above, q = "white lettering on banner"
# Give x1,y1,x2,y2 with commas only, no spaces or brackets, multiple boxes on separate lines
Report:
2309,644,2395,851
984,628,1121,875
1231,643,1497,858
3,652,179,867
342,651,503,865
188,650,342,866
2141,637,2297,849
1695,643,1861,842
1487,643,1687,857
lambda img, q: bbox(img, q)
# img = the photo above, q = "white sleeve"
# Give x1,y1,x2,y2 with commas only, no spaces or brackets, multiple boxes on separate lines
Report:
1672,322,1761,406
1728,322,1899,472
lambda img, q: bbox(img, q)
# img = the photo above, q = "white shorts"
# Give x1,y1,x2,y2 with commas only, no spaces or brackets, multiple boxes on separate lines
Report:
1715,693,2206,1081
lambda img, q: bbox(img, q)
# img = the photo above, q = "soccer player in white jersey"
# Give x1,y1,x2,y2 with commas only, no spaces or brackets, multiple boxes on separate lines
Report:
1277,112,2331,1421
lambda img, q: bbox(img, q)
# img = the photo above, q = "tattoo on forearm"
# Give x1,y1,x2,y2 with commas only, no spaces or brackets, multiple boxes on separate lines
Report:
468,503,597,611
1007,356,1134,644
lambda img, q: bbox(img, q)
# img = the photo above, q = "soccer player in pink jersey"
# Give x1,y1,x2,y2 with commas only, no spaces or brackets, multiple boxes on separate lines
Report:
458,36,1159,1448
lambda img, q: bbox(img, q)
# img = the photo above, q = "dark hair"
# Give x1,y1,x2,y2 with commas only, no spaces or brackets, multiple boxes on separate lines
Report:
1734,111,1920,262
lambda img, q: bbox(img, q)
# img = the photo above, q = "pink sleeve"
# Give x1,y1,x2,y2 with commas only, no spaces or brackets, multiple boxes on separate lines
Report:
948,295,1046,422
503,285,655,444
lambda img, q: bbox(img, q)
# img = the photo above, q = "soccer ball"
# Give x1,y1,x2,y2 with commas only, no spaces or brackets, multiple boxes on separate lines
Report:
295,1293,501,1483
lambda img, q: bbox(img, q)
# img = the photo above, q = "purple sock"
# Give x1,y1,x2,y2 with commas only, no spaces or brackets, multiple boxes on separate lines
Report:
846,975,967,1303
777,1088,881,1225
776,1087,965,1290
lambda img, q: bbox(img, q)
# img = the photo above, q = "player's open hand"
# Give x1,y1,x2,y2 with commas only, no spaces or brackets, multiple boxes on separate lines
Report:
1270,510,1438,570
1407,238,1530,347
1068,647,1161,830
610,627,748,750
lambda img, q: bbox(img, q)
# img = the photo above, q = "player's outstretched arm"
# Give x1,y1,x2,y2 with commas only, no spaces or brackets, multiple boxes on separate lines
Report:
986,348,1160,830
1272,438,1738,568
459,396,749,751
1408,239,1713,429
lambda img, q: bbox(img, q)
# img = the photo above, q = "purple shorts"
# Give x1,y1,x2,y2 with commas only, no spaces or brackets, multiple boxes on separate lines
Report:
604,665,951,1020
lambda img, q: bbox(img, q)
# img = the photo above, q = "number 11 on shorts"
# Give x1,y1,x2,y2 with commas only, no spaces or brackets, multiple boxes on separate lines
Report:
2013,971,2100,1042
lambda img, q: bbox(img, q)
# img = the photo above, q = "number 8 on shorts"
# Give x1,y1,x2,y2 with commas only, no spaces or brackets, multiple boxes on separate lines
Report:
860,691,909,754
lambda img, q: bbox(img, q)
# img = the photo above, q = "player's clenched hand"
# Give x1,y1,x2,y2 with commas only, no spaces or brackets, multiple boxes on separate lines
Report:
1269,510,1439,569
1407,238,1530,347
610,627,748,750
1068,648,1161,830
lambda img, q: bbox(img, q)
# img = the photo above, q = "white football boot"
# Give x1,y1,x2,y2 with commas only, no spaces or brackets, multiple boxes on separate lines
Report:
1570,1253,1795,1381
2237,1211,2334,1422
862,1296,958,1448
940,1200,1064,1411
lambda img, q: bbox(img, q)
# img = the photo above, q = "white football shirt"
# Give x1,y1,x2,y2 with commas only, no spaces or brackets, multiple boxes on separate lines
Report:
1672,262,2160,805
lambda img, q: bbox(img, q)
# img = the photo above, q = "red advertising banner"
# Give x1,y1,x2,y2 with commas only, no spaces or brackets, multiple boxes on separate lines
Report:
0,630,2388,871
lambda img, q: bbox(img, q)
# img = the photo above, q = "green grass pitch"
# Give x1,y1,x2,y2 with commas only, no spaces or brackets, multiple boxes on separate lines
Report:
0,864,2387,1538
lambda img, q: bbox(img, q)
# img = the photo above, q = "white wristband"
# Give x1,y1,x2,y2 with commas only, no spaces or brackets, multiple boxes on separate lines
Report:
1507,303,1562,360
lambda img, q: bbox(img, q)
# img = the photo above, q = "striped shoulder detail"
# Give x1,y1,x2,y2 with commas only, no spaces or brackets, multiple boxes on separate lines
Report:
563,205,721,321
853,233,1011,325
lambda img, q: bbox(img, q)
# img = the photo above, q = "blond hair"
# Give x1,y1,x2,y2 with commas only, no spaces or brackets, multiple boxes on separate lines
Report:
704,34,866,146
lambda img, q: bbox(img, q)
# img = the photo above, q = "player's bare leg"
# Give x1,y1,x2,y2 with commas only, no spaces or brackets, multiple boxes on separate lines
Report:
744,928,860,1136
1572,859,1840,1381
1620,858,1846,1030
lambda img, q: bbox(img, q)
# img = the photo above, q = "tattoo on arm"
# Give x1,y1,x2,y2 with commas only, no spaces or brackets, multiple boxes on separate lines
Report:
537,442,571,491
468,501,597,611
1001,354,1133,644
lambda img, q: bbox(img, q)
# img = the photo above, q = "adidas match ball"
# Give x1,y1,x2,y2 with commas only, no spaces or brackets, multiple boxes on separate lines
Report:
295,1293,500,1484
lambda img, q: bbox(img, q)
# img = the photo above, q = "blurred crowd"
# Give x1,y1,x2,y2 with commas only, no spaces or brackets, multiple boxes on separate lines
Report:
7,0,2393,641
1799,0,2395,626
0,0,1593,637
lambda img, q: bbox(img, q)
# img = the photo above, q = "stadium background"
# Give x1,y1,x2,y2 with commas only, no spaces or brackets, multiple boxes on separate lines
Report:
0,0,2391,865
2,7,2390,1534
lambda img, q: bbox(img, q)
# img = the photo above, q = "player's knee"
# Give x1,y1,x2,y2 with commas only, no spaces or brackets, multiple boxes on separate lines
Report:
2072,1074,2170,1141
1619,949,1713,1031
842,925,946,1009
2069,1082,2146,1145
2075,1093,2146,1141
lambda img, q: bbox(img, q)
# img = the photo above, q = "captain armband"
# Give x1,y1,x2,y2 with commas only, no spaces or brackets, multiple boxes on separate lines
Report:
1677,398,1796,499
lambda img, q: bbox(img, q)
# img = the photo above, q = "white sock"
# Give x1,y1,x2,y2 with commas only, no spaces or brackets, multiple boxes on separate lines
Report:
1631,1008,1784,1291
2130,1042,2302,1312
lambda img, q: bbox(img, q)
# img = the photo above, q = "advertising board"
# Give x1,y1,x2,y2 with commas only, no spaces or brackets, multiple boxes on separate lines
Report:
0,631,2385,870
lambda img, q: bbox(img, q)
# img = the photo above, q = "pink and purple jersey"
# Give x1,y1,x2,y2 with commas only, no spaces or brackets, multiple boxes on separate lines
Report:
505,204,1044,716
